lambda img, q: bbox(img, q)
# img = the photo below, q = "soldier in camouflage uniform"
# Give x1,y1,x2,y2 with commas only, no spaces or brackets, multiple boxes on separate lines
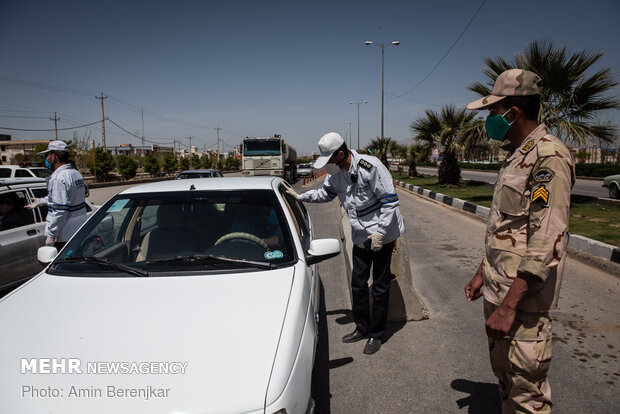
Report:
464,69,575,413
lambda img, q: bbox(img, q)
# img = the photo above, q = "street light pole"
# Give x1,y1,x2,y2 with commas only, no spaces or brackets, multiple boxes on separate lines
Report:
365,40,399,139
345,121,356,149
350,100,367,150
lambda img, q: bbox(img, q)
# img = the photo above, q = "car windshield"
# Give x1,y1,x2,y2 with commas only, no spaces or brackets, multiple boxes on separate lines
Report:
50,189,295,275
29,168,52,178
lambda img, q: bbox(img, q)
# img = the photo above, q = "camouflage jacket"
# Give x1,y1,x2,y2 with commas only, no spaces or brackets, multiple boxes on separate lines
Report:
482,123,575,312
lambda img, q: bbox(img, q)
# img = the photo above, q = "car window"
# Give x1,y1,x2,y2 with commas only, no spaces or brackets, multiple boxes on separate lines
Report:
15,169,32,178
29,168,51,178
31,188,49,221
52,190,295,275
280,185,309,239
0,190,35,231
0,168,11,178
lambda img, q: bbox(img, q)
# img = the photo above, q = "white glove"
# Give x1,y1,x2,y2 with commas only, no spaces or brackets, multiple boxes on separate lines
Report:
368,233,385,252
45,236,56,246
284,186,300,200
26,198,41,209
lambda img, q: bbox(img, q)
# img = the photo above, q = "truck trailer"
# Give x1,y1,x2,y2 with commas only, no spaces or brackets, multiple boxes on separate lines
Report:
241,135,297,183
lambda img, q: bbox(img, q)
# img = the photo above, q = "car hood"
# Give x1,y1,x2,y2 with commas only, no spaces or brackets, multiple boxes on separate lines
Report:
0,268,295,414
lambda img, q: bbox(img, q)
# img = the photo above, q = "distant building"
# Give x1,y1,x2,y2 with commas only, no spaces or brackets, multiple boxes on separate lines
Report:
0,138,51,164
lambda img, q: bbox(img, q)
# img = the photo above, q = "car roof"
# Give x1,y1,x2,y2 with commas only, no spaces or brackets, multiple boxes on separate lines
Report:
177,169,221,173
119,176,283,195
0,178,47,189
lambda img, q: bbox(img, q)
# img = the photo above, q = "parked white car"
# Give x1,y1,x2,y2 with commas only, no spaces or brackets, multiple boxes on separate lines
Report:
0,178,95,293
0,164,51,179
0,177,339,413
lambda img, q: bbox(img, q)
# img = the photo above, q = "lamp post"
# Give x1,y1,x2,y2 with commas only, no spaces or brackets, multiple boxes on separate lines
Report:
345,121,356,149
350,100,367,150
365,40,399,139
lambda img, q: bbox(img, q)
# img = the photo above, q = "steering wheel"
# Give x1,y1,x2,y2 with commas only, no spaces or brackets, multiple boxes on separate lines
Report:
214,232,268,249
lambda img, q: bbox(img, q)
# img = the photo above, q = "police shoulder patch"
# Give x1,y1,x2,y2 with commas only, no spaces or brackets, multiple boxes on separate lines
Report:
532,185,550,205
533,168,555,183
358,159,373,171
520,139,536,154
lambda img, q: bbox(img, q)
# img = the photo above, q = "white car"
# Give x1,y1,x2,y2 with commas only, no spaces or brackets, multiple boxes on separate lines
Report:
0,177,339,413
0,164,51,179
0,178,95,293
296,164,314,178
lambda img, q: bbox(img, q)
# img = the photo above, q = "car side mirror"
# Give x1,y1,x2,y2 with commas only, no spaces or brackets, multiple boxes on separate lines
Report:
306,238,340,265
37,245,58,266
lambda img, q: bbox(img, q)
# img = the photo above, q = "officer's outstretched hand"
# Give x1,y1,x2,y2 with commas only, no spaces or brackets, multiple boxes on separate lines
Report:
368,233,384,252
25,198,41,209
284,186,300,200
45,236,56,247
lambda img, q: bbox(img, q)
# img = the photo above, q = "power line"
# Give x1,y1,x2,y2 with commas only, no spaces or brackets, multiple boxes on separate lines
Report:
0,119,102,131
391,0,487,98
0,75,97,97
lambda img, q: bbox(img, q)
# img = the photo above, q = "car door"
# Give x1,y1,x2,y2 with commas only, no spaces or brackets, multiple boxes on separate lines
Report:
0,189,44,290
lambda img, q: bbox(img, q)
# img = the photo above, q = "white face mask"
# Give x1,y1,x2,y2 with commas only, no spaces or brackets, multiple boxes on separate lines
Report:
325,163,340,175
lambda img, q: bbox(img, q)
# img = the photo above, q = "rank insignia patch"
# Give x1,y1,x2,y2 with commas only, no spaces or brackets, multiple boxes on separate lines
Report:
520,139,536,153
534,168,555,182
532,185,550,205
358,159,373,170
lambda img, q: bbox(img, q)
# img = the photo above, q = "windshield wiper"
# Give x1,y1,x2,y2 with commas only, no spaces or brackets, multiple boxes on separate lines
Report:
147,254,276,269
54,256,149,277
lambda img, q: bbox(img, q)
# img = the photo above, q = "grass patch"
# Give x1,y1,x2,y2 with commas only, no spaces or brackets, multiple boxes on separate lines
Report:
392,172,620,247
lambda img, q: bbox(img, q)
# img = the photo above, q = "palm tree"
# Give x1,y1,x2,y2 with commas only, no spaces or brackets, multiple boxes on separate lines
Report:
468,40,619,145
410,105,477,185
367,136,396,169
407,143,432,177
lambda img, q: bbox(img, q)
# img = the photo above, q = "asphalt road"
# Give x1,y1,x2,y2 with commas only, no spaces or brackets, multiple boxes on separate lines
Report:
88,177,619,413
416,166,609,198
298,178,620,413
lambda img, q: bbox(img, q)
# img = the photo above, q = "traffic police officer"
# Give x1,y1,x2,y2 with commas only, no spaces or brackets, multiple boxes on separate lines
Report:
26,140,87,250
464,69,575,413
287,132,405,354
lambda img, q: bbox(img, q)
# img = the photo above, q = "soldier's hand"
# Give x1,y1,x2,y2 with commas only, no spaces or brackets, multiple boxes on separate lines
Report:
464,265,483,301
284,186,300,200
25,198,41,209
485,304,516,339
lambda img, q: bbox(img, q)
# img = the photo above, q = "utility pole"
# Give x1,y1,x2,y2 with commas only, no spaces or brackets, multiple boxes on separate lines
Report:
141,108,145,157
50,112,60,140
189,136,192,155
345,121,356,149
96,93,108,151
215,127,221,163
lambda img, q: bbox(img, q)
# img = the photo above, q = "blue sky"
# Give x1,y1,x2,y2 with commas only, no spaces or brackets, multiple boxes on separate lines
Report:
1,0,619,155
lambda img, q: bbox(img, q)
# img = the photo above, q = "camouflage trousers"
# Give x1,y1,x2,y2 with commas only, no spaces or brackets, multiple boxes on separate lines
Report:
484,300,553,413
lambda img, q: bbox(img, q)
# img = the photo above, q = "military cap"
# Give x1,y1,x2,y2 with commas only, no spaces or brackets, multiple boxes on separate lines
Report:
467,69,543,110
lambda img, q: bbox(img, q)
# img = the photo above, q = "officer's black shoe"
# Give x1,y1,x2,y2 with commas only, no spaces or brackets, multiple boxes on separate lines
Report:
342,329,368,343
363,338,382,354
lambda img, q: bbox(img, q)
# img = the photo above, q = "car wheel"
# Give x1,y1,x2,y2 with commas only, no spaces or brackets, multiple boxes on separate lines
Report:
609,183,620,199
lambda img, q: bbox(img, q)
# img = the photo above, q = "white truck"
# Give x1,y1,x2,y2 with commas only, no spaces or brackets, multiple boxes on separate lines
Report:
241,135,297,183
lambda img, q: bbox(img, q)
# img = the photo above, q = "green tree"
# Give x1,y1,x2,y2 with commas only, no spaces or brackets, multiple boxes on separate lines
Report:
224,156,240,170
143,154,160,176
162,153,178,175
407,143,432,177
178,156,190,171
87,147,115,181
468,40,619,145
367,137,396,169
411,105,477,185
190,153,201,169
116,155,138,180
200,155,213,169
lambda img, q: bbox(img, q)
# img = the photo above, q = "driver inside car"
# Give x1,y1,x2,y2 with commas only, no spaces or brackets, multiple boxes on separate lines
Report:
230,205,284,249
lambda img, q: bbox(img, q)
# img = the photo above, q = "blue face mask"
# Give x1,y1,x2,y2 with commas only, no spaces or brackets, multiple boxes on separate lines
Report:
485,108,514,142
266,210,278,226
44,157,53,169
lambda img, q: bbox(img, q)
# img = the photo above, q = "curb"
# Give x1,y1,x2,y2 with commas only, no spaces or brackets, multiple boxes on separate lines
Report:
394,180,620,264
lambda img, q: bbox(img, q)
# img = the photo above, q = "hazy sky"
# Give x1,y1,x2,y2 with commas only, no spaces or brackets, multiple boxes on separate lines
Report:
1,0,619,155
